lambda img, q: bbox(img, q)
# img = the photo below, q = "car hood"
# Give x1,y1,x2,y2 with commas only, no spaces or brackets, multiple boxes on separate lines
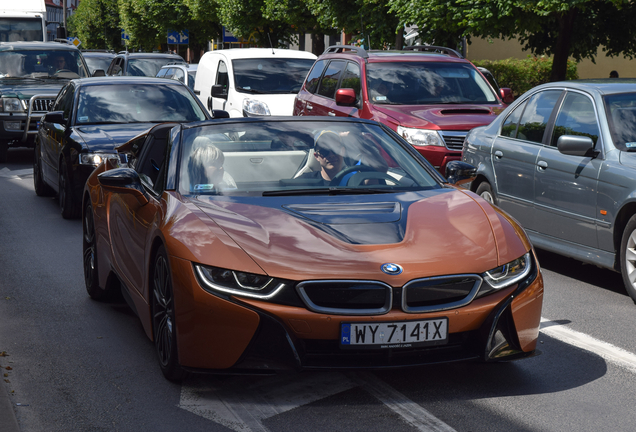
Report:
372,104,503,130
236,92,298,116
187,188,528,284
0,79,66,98
75,123,156,152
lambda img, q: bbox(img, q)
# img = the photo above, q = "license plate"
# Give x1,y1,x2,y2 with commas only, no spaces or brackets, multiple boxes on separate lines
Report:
340,318,448,349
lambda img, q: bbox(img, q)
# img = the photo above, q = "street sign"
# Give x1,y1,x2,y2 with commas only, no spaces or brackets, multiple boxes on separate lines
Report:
223,27,238,43
167,30,189,45
67,36,81,48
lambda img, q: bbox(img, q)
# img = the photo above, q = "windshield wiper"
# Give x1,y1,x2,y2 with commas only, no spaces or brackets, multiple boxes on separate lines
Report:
236,87,268,94
262,187,399,196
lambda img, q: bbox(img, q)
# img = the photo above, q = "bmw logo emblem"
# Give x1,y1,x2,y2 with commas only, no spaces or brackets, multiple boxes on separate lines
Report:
381,263,403,275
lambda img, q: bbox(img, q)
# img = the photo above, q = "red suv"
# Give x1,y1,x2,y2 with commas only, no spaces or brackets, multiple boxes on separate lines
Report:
293,45,513,174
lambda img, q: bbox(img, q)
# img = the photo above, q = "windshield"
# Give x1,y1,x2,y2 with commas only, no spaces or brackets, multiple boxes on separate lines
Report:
84,56,113,74
366,62,497,105
75,84,207,124
127,58,178,77
0,18,43,42
232,58,315,94
604,93,636,151
0,49,89,78
177,120,441,196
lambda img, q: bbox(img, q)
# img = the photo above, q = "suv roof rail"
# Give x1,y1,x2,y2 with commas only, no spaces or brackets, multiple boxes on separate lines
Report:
401,45,464,59
323,45,369,59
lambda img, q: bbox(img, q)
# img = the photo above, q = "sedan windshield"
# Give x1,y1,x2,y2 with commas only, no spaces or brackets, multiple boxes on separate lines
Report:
233,58,315,94
0,49,89,79
178,120,441,196
366,62,497,105
75,84,207,124
604,92,636,151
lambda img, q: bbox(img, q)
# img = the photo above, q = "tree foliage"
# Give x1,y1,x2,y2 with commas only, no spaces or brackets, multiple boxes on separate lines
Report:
68,0,121,50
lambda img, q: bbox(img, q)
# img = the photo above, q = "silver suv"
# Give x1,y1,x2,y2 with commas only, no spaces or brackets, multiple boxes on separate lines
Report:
156,62,197,91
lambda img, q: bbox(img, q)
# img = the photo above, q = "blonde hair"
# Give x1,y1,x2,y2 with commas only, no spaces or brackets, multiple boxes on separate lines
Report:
189,144,224,184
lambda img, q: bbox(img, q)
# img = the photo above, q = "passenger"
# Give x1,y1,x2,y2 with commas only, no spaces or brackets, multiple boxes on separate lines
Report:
188,139,236,192
298,130,348,185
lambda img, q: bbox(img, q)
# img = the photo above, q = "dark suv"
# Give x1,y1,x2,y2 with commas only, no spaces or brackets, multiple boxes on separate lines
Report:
106,51,185,77
0,41,91,162
293,45,513,174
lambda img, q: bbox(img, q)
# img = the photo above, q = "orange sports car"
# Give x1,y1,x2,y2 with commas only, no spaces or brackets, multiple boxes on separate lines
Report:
82,116,543,381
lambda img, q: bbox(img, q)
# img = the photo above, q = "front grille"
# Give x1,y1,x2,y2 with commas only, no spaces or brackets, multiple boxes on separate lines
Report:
31,98,55,113
296,280,392,315
402,275,482,313
441,131,467,150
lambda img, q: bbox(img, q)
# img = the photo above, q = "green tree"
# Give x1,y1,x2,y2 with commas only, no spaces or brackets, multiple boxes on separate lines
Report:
68,0,121,50
389,0,636,82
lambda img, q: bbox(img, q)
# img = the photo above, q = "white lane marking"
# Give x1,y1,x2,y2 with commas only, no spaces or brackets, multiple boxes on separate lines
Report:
541,317,636,374
348,371,457,432
0,168,32,179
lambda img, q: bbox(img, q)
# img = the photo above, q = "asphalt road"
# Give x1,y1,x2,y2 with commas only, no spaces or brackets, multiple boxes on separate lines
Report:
2,147,636,431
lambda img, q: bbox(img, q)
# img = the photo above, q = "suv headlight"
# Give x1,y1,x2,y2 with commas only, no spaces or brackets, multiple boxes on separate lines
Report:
397,126,444,147
195,264,288,299
481,253,532,293
79,153,118,166
1,98,24,113
242,98,271,116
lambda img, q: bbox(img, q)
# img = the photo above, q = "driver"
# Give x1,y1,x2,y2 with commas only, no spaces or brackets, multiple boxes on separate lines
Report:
298,130,348,185
51,54,68,72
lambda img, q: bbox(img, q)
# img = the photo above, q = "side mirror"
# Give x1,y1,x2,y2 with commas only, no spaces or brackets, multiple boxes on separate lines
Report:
335,88,358,107
43,111,66,126
500,88,514,104
211,110,230,119
92,69,106,77
445,161,477,186
211,85,228,100
97,168,149,205
557,135,596,157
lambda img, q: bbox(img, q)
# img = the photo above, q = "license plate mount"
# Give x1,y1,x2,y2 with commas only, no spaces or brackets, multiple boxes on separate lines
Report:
340,318,448,350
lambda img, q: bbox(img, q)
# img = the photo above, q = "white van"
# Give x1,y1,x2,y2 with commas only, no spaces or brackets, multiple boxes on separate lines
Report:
194,48,317,117
0,0,47,41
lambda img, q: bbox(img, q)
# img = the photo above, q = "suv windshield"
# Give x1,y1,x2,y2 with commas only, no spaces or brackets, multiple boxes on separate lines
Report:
0,49,89,79
366,62,497,105
127,58,177,77
75,84,207,124
178,120,441,196
0,18,43,42
232,58,315,94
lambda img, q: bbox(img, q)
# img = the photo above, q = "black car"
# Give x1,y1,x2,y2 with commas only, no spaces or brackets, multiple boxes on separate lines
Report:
106,51,185,77
0,41,91,162
33,76,210,218
81,50,116,76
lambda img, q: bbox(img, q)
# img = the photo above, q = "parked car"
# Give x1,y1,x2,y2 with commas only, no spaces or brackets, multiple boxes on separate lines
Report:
106,51,184,77
477,67,503,96
82,116,543,381
156,62,197,91
0,41,91,161
293,45,514,175
194,48,317,117
463,79,636,304
33,76,210,218
81,50,116,76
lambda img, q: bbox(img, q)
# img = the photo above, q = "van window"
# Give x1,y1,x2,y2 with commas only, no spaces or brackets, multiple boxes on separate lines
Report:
216,61,229,89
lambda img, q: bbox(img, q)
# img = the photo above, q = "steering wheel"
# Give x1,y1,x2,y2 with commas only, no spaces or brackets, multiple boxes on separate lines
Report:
329,165,377,186
55,69,73,74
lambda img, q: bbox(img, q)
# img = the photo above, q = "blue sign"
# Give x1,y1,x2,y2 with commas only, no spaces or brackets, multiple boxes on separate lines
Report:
223,27,238,43
121,29,130,41
167,30,189,45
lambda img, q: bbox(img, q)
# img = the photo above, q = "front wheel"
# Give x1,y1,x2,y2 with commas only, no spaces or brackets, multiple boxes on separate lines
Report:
476,181,496,205
152,246,185,382
620,215,636,304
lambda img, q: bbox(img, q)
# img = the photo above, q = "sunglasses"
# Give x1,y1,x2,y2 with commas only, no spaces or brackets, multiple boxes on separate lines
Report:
314,147,335,158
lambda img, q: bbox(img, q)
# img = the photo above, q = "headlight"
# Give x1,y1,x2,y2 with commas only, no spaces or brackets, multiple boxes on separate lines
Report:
194,264,287,299
481,252,532,291
242,98,271,116
1,98,24,113
79,153,118,166
397,126,444,147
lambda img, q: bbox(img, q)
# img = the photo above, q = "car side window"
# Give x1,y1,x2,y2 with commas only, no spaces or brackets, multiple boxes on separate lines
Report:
52,85,70,112
58,85,75,121
500,99,527,138
304,60,328,94
111,58,123,76
164,68,176,79
216,60,228,89
317,60,346,99
551,92,600,147
174,68,185,83
156,68,168,78
516,90,562,143
339,62,361,105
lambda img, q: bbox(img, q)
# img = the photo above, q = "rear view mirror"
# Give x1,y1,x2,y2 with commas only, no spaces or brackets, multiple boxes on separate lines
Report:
211,85,228,100
445,161,477,186
97,168,149,205
500,88,514,104
557,135,597,157
335,88,358,107
43,111,66,126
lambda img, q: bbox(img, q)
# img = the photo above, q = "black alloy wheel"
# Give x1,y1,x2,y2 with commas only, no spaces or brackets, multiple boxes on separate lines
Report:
59,161,80,219
83,202,107,300
152,245,185,382
33,142,54,196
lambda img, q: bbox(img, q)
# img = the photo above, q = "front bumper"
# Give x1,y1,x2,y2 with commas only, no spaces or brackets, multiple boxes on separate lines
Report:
0,94,57,146
170,252,543,372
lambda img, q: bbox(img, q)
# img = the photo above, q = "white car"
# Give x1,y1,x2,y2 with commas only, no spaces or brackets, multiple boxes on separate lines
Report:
194,48,317,117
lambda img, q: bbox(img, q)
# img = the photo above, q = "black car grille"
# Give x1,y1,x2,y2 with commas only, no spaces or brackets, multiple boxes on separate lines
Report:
441,132,466,150
402,276,482,312
31,98,55,113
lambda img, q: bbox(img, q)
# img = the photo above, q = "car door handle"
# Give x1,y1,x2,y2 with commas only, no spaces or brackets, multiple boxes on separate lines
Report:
537,160,548,170
494,150,503,159
306,103,313,111
328,112,336,116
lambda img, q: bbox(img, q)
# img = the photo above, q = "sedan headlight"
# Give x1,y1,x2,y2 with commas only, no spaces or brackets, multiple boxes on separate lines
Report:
242,98,271,116
397,126,444,147
1,98,24,113
79,153,118,166
195,264,287,299
481,252,532,291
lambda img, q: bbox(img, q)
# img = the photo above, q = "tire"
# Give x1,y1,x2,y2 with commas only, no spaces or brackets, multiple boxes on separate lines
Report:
152,246,185,382
59,161,80,219
83,202,110,300
33,143,54,196
619,215,636,304
0,140,8,163
476,181,496,205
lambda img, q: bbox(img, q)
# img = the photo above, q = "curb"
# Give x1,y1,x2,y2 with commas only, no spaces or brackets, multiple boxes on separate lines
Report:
0,382,20,432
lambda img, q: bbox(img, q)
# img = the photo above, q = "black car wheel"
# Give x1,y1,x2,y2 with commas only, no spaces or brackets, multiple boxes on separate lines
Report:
83,202,108,300
620,214,636,304
152,245,185,382
476,181,497,205
0,140,8,163
59,161,80,219
33,143,54,197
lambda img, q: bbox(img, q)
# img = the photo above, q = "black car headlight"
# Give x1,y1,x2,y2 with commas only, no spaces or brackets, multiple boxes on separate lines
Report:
479,252,532,296
194,264,287,299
